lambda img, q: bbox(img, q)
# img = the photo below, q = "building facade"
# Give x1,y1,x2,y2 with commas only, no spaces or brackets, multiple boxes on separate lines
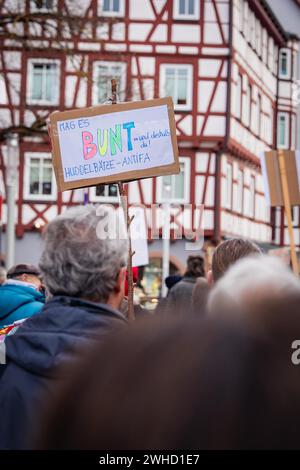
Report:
0,0,299,292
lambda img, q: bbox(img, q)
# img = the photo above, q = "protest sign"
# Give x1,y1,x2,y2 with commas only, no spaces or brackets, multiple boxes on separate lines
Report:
261,150,300,207
261,150,300,275
50,97,179,191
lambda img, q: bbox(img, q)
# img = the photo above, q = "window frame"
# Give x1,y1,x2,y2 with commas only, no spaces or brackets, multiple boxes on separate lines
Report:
279,48,291,80
256,94,262,138
225,162,233,210
248,175,255,218
268,37,274,71
237,168,244,214
173,0,200,21
98,0,125,17
256,19,262,57
27,58,60,106
262,29,268,64
92,60,127,105
243,1,249,39
89,184,119,203
277,112,289,149
250,12,256,49
244,82,251,128
23,152,57,201
236,73,242,120
159,63,193,111
239,0,244,33
29,0,57,13
156,157,191,204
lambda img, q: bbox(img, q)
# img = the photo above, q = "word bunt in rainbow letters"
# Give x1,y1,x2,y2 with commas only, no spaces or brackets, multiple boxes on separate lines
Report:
50,98,180,191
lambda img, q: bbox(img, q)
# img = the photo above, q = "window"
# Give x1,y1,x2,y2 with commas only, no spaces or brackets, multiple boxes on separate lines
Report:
90,184,119,202
160,64,193,111
225,163,233,209
277,112,289,149
237,169,244,214
250,13,256,48
236,74,242,119
239,0,244,32
256,20,262,56
99,0,124,17
243,1,249,38
248,176,255,218
257,94,262,137
24,153,56,200
157,157,190,203
262,29,267,63
27,59,60,105
30,0,56,12
267,106,273,145
173,0,200,20
279,49,291,79
92,61,127,105
244,83,251,127
268,37,274,71
293,52,297,80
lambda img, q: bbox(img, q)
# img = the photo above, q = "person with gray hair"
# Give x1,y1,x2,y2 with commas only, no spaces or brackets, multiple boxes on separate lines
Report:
0,205,128,450
208,255,300,330
39,204,128,305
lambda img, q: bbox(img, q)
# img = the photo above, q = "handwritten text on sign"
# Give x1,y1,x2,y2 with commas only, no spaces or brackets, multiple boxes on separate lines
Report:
57,105,174,182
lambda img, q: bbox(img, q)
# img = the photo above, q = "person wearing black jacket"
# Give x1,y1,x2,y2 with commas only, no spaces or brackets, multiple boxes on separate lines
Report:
0,205,128,449
165,256,205,316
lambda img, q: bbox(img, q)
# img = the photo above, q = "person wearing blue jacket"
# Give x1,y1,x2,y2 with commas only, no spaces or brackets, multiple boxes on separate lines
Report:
0,264,45,328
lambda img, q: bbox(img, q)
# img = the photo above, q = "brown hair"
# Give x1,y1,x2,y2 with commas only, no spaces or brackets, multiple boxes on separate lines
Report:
212,238,261,282
185,255,205,278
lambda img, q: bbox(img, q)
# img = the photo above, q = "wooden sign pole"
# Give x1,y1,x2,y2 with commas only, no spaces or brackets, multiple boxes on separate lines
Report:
111,79,135,320
277,149,299,276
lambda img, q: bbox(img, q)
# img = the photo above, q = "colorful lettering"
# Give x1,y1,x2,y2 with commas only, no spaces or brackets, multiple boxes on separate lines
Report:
123,121,135,151
109,124,122,156
97,129,108,156
82,131,97,160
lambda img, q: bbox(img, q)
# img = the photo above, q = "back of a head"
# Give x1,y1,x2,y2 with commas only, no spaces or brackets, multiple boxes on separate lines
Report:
34,311,300,449
212,238,261,282
208,255,300,328
34,318,252,450
6,264,40,280
185,255,205,278
39,205,128,303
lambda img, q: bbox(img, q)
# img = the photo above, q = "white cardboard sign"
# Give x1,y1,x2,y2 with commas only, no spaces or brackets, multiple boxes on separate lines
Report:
50,97,179,191
129,206,149,267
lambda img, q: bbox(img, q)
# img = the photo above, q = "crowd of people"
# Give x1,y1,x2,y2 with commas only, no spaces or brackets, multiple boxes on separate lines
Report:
0,204,300,449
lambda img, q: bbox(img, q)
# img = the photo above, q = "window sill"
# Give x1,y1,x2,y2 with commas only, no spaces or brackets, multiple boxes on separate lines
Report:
24,194,57,202
89,197,119,203
172,17,200,22
100,11,124,18
174,107,192,113
157,199,190,205
26,100,59,107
